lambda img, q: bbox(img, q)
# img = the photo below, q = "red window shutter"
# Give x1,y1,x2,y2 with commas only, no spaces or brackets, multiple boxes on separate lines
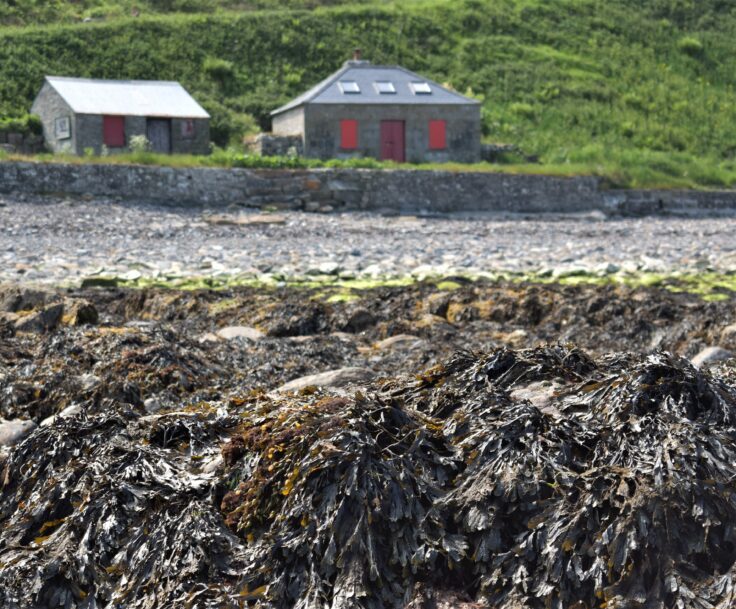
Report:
429,120,446,150
340,119,358,149
103,116,125,148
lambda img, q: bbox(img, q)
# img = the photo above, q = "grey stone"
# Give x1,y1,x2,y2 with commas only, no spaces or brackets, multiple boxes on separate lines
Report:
277,367,375,393
216,326,264,341
0,419,37,446
424,292,452,317
691,346,734,368
14,303,64,333
374,334,424,351
510,381,564,416
40,404,82,427
65,299,98,325
344,308,376,333
4,160,736,216
720,324,736,344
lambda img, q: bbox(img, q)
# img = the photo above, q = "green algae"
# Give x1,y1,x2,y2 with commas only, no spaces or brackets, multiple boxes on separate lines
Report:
76,269,736,302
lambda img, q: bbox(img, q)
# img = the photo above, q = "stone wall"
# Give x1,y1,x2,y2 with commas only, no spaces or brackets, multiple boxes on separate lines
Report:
250,133,304,157
0,132,46,155
1,160,736,217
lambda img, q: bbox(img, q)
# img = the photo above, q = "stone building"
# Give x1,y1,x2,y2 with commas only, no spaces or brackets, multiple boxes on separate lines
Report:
31,76,210,155
270,52,481,163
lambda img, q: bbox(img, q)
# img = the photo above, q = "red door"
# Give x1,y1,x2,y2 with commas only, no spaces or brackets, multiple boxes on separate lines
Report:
380,120,405,162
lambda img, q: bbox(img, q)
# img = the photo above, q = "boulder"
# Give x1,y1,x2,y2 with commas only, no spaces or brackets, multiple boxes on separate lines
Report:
64,299,99,325
40,404,82,428
691,346,734,368
216,326,264,341
0,419,37,447
277,367,375,393
344,308,376,333
205,213,286,226
424,292,452,318
374,334,425,351
720,324,736,347
14,303,64,333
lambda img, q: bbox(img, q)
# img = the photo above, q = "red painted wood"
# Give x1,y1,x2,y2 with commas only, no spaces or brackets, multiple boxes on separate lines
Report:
429,120,446,150
380,120,405,162
103,116,125,148
340,119,358,149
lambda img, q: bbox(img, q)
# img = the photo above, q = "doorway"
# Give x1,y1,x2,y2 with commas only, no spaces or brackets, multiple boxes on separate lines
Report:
146,118,172,154
380,120,405,162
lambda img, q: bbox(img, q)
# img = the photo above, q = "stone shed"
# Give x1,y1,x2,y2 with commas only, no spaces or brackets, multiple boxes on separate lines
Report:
270,52,481,163
31,76,210,155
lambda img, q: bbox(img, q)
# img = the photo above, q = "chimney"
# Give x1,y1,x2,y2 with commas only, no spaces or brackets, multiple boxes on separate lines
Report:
353,48,362,61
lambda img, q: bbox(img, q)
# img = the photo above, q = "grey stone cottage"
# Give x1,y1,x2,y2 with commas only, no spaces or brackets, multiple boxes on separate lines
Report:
31,76,210,155
270,52,481,163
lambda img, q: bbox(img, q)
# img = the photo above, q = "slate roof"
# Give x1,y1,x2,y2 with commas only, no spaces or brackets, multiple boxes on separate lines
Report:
43,76,210,119
271,61,479,115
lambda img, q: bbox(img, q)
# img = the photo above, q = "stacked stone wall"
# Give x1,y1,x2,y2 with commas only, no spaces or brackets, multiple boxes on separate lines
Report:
1,160,736,217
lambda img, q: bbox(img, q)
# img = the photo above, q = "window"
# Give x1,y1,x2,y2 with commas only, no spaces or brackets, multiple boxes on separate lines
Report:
341,119,358,149
429,120,446,150
180,119,195,138
410,82,432,95
374,81,396,94
55,117,71,140
103,116,125,147
338,81,360,94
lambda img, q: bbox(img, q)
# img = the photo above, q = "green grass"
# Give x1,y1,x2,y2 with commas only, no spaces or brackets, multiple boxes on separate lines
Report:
1,0,736,187
6,145,736,190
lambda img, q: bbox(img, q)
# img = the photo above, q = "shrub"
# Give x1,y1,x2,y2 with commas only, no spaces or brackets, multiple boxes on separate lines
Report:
509,102,536,120
0,114,42,135
129,134,152,152
678,36,704,57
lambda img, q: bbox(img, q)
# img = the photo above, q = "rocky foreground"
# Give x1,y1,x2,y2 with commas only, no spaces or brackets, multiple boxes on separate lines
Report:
1,280,736,608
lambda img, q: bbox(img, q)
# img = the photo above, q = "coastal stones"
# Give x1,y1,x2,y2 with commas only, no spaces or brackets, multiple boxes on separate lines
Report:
691,346,734,368
0,419,37,446
343,308,376,333
216,326,264,341
424,292,452,318
276,367,375,393
64,299,99,325
374,334,425,351
40,404,82,427
204,213,286,226
13,303,64,333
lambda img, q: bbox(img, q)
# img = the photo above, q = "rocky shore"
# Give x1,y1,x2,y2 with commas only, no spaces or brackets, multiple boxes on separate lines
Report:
2,193,736,286
2,195,736,608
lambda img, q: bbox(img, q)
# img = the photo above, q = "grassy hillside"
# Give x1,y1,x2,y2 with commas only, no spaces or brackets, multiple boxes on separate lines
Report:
2,0,736,187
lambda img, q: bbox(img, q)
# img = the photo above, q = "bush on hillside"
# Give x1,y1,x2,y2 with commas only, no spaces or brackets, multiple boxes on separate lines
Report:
0,114,42,135
678,35,704,57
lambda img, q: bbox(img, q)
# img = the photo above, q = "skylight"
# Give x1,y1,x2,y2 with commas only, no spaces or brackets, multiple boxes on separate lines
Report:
374,81,396,94
410,82,432,95
338,81,360,94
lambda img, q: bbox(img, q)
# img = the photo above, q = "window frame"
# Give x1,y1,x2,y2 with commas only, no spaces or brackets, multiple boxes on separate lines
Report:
410,82,432,95
338,81,361,94
374,81,396,95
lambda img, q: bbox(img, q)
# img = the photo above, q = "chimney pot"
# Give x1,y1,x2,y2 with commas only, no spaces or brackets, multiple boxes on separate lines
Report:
353,48,362,61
